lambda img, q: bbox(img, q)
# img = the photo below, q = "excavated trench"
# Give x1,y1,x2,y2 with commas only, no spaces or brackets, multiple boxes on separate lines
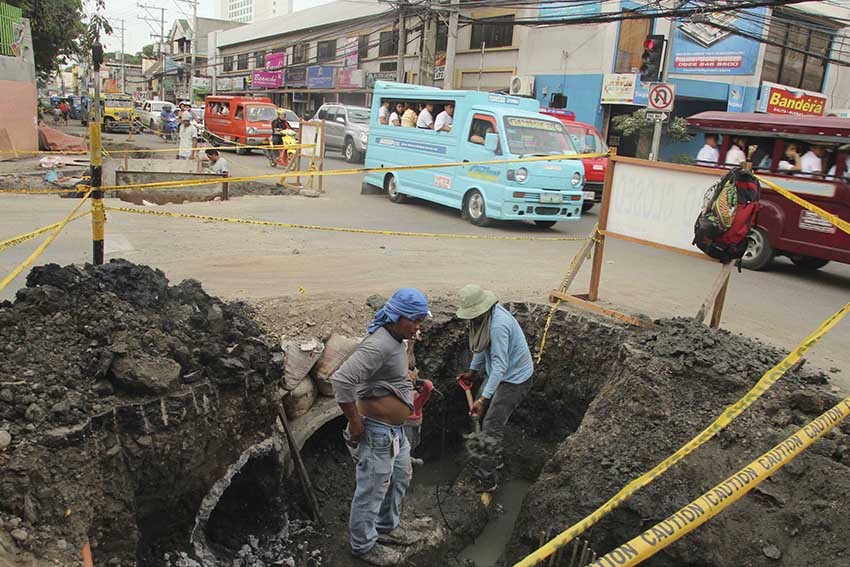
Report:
2,263,849,567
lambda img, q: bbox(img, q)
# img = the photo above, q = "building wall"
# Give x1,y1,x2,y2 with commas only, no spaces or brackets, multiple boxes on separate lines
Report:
0,17,37,155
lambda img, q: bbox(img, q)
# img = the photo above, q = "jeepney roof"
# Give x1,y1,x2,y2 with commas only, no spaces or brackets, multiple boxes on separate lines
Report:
687,111,850,144
373,81,540,113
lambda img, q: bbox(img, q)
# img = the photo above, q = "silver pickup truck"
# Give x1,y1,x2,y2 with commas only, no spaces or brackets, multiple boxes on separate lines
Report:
311,104,371,162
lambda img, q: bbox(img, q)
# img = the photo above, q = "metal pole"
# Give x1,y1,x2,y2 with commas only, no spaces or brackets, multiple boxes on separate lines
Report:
160,8,166,100
211,31,218,95
649,34,674,161
90,42,105,265
191,0,198,104
396,3,406,82
443,0,458,89
477,41,485,91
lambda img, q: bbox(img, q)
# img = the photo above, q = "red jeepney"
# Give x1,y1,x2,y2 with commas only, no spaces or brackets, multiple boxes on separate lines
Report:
687,111,850,271
203,95,276,155
540,108,609,213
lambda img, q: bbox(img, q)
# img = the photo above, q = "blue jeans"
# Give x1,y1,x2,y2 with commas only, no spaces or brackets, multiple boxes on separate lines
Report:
349,417,412,555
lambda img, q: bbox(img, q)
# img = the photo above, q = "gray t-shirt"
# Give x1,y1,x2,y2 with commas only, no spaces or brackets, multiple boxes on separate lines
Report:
331,327,413,409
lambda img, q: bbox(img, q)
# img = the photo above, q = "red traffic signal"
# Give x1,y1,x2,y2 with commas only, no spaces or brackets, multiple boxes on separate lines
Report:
643,38,658,50
640,34,665,83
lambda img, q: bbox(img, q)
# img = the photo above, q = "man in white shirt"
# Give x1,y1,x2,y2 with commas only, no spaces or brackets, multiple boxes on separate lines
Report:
177,111,199,160
695,133,719,165
416,103,434,129
205,149,229,175
378,100,390,125
800,144,825,175
724,136,747,166
826,153,850,178
434,103,454,132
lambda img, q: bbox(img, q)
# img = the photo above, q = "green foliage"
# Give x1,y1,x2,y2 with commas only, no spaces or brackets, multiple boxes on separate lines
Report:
610,108,693,143
672,154,696,165
7,0,86,80
105,51,142,65
139,43,157,59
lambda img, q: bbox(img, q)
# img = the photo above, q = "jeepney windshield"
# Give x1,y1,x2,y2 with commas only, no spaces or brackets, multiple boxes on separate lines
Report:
503,116,578,156
247,105,277,122
104,96,131,107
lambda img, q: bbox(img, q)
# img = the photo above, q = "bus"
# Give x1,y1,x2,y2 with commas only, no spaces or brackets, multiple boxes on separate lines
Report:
363,82,586,228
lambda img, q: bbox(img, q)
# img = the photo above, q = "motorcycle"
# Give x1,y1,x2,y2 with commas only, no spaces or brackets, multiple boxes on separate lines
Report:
264,128,298,168
161,113,178,143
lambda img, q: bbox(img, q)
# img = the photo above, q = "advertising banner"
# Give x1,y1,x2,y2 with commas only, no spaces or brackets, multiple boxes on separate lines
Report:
265,52,286,70
252,70,283,89
755,81,827,117
537,1,600,21
727,85,745,112
344,37,359,68
601,74,650,105
285,67,307,87
307,66,336,89
336,68,365,89
367,71,396,89
669,3,767,75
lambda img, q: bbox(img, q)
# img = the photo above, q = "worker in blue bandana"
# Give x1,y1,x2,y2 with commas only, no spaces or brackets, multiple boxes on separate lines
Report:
331,288,431,566
456,284,533,493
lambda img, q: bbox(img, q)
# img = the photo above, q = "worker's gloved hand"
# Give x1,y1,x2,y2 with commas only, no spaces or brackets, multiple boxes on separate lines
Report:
470,398,486,418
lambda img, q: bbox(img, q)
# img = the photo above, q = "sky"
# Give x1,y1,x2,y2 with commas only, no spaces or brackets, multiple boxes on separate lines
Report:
89,0,329,54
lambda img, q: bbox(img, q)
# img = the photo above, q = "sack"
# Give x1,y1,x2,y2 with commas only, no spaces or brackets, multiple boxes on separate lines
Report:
311,334,361,396
693,168,761,263
281,338,324,391
283,376,318,419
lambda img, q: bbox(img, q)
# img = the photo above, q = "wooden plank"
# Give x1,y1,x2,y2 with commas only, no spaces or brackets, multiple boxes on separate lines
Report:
603,230,717,262
588,148,616,301
695,262,732,323
549,290,656,329
556,226,597,294
610,154,727,177
710,272,730,329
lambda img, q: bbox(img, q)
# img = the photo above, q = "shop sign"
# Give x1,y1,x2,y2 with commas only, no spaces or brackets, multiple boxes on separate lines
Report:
727,85,745,112
344,38,359,68
192,77,211,89
366,71,396,89
285,67,307,88
265,52,286,71
669,2,767,76
307,66,336,89
434,65,445,81
336,69,364,89
601,74,644,105
756,82,827,117
252,70,283,89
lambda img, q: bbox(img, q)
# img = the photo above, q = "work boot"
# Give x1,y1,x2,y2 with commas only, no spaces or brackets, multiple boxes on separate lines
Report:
354,543,404,566
377,526,424,546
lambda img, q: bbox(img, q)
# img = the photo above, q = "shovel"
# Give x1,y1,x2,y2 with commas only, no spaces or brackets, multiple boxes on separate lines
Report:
456,376,481,433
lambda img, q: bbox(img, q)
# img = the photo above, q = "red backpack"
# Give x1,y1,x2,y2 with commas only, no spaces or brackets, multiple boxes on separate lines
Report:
693,168,761,266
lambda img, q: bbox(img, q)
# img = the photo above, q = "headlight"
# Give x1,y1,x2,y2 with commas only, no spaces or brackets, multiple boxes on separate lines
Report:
359,132,368,143
571,172,582,187
247,127,257,135
515,167,528,183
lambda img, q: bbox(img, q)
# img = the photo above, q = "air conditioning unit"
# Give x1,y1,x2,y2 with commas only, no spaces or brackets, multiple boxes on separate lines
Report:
509,75,535,97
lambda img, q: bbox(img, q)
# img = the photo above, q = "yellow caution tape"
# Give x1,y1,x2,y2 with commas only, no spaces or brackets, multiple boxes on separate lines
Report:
0,188,93,293
587,396,850,567
105,206,590,241
0,152,607,195
756,175,850,237
0,211,91,253
515,297,850,567
100,142,317,154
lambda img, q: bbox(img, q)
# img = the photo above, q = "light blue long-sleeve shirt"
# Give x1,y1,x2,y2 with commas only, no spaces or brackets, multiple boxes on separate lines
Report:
470,304,534,399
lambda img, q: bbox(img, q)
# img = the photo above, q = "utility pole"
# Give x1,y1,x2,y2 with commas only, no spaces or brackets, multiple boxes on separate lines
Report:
396,2,406,83
139,3,167,100
176,0,199,102
649,23,677,161
443,0,459,89
110,19,127,93
418,12,437,86
90,41,105,265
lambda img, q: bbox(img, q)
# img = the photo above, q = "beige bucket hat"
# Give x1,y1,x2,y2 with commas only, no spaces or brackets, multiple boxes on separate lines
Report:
456,284,498,320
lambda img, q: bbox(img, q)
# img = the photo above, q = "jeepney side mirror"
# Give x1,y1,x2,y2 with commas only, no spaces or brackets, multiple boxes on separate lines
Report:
484,132,499,152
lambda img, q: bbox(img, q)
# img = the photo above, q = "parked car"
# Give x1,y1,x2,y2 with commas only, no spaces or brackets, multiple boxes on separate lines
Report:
311,104,371,162
686,111,850,271
137,99,171,133
540,108,608,213
203,95,276,154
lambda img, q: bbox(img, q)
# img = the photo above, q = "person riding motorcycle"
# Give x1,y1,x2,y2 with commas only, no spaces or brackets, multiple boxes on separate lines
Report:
160,104,178,141
270,108,297,166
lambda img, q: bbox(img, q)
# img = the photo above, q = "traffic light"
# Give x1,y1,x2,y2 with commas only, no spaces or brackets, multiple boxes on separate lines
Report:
640,34,665,83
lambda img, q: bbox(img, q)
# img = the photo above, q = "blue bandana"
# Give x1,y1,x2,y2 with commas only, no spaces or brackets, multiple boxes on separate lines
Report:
367,288,430,334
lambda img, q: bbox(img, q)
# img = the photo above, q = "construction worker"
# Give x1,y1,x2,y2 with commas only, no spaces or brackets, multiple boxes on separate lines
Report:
331,288,431,566
456,284,533,493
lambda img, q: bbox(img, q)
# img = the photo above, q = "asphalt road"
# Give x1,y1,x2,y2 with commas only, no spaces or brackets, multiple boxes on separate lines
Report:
3,128,849,392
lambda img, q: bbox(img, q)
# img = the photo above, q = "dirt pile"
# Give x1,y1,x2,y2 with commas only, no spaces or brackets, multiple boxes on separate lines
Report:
508,317,850,566
0,260,284,565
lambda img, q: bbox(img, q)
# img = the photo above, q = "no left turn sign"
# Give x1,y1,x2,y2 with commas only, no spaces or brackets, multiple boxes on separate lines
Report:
648,83,675,112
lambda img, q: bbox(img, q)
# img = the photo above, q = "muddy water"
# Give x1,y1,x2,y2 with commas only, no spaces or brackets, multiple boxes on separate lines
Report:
459,480,532,566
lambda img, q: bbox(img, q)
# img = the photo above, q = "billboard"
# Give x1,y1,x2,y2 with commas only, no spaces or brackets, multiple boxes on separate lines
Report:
285,67,307,87
336,69,364,89
252,70,283,89
307,66,335,89
344,37,359,68
601,74,648,106
265,52,286,71
537,1,600,22
755,82,827,117
669,2,767,75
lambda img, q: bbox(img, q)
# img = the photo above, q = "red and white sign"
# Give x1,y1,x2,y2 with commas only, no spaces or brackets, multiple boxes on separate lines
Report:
674,54,743,71
757,82,827,117
648,83,675,112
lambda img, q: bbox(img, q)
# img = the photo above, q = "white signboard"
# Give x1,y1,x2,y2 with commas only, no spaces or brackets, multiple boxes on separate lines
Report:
299,122,325,158
601,74,637,104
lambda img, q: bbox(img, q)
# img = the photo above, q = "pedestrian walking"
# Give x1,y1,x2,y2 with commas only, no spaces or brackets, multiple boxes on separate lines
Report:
177,111,198,160
455,284,533,493
331,288,432,566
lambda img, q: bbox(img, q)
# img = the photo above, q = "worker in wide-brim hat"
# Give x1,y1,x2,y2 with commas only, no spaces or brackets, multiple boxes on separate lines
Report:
456,284,534,493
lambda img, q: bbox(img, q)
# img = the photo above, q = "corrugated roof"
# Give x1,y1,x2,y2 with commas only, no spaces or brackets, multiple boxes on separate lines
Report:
217,0,393,48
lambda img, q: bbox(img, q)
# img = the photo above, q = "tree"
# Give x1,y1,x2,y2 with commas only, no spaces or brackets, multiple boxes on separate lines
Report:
611,108,693,160
140,43,157,59
7,0,87,80
105,51,142,65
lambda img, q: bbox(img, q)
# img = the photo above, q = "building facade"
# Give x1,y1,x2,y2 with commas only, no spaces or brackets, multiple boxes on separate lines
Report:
219,0,293,23
208,0,850,152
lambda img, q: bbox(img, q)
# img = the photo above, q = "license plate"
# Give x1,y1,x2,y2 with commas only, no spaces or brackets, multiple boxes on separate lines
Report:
540,192,563,204
583,191,595,201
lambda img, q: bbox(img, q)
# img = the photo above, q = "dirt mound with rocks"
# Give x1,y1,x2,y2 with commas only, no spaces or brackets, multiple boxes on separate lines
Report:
0,260,284,566
507,317,850,566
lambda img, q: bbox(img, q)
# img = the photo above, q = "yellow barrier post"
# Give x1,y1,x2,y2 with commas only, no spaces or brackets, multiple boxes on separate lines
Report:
90,42,105,265
586,396,850,567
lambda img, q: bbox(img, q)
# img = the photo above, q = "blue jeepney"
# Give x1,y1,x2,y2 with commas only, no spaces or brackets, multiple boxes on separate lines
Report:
363,82,586,227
